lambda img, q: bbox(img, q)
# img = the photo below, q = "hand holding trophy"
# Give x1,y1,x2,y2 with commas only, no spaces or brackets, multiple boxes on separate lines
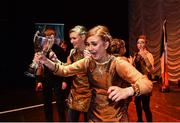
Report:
24,31,55,77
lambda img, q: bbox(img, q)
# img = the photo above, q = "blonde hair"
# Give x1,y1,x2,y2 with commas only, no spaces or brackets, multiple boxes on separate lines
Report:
69,25,87,35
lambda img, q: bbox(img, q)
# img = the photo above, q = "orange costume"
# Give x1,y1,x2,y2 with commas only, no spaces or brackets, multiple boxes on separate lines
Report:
54,55,153,122
66,48,92,112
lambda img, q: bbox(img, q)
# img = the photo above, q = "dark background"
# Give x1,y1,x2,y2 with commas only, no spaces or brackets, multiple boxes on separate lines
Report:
1,0,128,88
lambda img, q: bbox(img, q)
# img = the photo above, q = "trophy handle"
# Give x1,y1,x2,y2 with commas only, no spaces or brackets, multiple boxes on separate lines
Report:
33,31,40,43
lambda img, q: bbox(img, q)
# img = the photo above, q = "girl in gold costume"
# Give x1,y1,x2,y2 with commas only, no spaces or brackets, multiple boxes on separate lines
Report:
34,25,153,122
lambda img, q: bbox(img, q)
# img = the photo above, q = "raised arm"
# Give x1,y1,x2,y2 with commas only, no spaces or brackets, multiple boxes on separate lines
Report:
36,53,89,77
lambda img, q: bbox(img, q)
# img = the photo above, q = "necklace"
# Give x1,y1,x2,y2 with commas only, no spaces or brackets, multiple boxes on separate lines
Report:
95,55,112,65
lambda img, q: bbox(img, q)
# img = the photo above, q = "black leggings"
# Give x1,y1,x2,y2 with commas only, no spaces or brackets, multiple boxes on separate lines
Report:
134,95,152,122
68,108,88,122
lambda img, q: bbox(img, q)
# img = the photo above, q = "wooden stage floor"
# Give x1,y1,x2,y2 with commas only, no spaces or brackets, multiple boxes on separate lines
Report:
0,81,180,122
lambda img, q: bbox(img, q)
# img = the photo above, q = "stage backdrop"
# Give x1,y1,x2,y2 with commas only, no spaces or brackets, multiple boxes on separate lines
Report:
128,0,180,83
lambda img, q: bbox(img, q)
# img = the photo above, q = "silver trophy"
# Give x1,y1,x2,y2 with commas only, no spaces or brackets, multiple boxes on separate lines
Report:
24,31,55,77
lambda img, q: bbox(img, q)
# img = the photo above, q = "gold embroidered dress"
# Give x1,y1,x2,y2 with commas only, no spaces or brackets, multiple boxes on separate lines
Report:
55,55,152,122
67,49,91,112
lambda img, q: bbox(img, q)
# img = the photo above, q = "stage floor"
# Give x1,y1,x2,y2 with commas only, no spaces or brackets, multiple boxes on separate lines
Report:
0,81,180,122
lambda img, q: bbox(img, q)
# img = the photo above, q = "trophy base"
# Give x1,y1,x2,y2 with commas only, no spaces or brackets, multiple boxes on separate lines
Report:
24,67,36,78
24,71,36,78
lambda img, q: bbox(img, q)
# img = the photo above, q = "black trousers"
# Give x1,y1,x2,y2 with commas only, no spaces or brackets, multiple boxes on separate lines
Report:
67,108,88,122
134,95,152,122
42,81,67,122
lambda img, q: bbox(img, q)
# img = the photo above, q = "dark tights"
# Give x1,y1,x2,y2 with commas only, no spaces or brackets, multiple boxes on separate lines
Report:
134,95,152,122
68,108,88,122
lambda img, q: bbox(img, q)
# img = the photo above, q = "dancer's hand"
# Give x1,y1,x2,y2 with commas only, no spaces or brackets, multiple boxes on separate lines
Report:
107,86,134,102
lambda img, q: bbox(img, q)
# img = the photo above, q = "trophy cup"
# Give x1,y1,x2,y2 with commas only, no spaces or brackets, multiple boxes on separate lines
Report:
24,31,55,78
